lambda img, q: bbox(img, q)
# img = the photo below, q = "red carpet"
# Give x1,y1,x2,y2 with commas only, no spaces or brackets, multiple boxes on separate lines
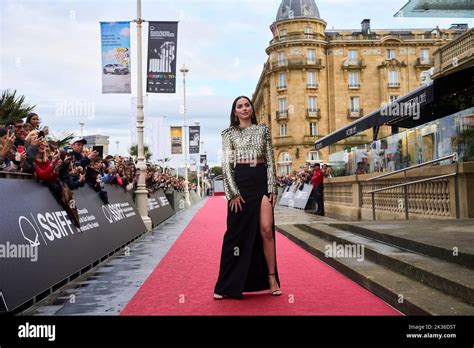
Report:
121,197,400,316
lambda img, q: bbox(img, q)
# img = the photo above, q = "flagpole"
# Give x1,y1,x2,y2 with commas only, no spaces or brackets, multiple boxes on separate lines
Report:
135,0,152,231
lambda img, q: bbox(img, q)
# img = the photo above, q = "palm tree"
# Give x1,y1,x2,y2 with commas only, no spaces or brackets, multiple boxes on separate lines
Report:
0,89,35,124
129,144,152,161
50,132,76,150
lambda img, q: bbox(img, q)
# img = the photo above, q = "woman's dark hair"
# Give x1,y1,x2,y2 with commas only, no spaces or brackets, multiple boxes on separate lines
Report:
229,95,258,127
26,112,39,125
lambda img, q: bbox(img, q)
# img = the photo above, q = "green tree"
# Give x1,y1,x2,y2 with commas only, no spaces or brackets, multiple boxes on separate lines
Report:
50,132,75,150
129,144,152,161
188,172,198,184
0,89,35,124
210,166,222,177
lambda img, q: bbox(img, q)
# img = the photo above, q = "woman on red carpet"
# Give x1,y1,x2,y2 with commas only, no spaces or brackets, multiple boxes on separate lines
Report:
213,96,281,300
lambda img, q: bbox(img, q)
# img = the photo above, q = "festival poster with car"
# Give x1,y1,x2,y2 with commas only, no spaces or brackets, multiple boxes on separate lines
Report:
100,21,131,94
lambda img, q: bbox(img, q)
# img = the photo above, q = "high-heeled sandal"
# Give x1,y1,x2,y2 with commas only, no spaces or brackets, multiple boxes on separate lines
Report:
268,273,282,296
213,293,224,300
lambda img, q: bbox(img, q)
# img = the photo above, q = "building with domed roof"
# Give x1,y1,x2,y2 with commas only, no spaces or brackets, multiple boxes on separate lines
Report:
252,0,468,175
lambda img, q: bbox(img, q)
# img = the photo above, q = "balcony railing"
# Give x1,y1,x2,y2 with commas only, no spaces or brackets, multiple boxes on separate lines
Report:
274,60,287,68
269,32,320,44
303,135,323,145
306,108,321,119
348,83,360,89
433,28,473,77
342,58,366,70
306,58,323,66
271,58,324,70
277,85,287,91
307,83,318,89
273,136,294,147
347,108,363,118
388,82,401,88
415,57,434,67
276,110,288,120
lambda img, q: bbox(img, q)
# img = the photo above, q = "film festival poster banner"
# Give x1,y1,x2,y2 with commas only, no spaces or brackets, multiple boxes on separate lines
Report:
170,126,182,154
100,22,131,94
147,21,178,93
189,155,197,172
200,154,207,166
189,125,200,154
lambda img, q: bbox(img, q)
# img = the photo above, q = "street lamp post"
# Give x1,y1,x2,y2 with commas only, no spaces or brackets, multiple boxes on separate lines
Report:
180,64,191,207
202,150,209,196
134,0,152,231
194,122,201,198
199,140,205,197
79,121,84,137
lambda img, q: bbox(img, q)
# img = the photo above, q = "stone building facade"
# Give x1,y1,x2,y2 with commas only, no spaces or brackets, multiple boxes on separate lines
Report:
252,0,467,175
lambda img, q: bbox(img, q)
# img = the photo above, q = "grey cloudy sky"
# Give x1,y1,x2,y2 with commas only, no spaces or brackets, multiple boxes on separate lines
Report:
1,0,471,167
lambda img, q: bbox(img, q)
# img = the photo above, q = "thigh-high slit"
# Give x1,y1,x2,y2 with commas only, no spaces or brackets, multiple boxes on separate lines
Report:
214,162,280,297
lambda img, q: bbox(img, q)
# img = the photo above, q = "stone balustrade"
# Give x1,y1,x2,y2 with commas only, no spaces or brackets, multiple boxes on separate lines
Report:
323,161,474,220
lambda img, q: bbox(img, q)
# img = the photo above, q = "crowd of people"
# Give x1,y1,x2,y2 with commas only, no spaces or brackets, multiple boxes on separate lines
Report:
0,113,197,224
1,111,332,219
277,163,334,190
276,162,331,216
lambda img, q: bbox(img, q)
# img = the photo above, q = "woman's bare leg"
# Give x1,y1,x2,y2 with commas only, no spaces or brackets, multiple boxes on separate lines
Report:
260,195,280,293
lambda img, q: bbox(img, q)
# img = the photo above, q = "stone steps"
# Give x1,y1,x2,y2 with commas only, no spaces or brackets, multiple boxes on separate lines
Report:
277,224,474,315
329,223,474,269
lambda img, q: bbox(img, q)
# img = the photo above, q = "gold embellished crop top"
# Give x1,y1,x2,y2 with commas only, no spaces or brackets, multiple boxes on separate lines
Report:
221,123,278,201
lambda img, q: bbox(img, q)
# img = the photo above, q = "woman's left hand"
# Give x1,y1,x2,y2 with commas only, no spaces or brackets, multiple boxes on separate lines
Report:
268,193,277,209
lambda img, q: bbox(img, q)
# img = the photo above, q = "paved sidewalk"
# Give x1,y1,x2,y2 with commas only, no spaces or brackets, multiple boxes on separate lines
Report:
21,198,208,316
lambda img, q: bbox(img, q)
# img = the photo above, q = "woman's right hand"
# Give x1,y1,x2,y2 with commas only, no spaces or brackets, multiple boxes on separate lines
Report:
229,195,245,213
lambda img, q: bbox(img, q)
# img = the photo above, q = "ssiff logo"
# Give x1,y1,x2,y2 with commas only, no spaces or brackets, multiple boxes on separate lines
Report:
17,211,78,247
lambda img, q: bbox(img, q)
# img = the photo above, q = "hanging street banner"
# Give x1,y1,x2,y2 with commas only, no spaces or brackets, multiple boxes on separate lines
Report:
189,155,197,172
100,22,131,94
189,125,200,154
170,126,182,154
147,21,178,93
200,154,207,166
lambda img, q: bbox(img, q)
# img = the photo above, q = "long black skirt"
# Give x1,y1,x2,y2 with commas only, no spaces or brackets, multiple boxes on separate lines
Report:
214,162,280,298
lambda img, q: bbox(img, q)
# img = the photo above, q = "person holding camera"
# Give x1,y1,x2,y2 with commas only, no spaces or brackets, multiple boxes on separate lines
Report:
70,137,98,168
5,118,27,168
85,157,109,204
0,126,16,170
58,151,86,190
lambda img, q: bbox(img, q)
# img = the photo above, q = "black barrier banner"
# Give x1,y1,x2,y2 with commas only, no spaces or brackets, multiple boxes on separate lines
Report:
147,189,175,227
278,183,312,209
146,21,178,93
190,190,199,204
0,180,146,312
174,191,186,211
189,125,200,154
